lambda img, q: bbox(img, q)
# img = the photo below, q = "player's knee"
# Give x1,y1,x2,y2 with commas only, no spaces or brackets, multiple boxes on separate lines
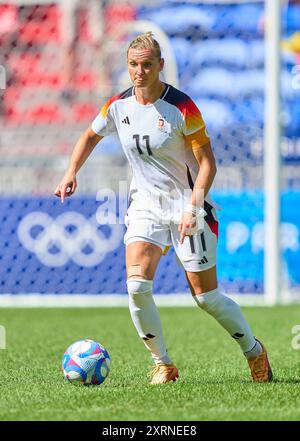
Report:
193,292,209,311
126,278,153,296
193,289,237,315
192,288,219,312
127,279,154,309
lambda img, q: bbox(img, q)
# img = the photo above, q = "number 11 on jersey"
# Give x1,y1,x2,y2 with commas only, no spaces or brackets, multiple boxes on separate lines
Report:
133,134,153,156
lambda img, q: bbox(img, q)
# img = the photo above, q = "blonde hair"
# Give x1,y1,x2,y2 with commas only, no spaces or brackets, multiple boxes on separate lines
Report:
127,32,162,59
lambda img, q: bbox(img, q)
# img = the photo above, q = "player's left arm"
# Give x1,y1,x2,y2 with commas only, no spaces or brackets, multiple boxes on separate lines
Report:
178,130,217,243
188,132,217,202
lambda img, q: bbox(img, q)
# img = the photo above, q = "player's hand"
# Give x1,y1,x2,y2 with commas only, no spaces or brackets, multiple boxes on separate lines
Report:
178,211,197,244
54,173,77,203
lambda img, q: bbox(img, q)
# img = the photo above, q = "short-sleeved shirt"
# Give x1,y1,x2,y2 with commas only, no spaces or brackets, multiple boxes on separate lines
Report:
91,83,213,221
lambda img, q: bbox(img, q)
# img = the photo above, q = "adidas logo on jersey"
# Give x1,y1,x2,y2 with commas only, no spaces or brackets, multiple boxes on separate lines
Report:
122,116,130,124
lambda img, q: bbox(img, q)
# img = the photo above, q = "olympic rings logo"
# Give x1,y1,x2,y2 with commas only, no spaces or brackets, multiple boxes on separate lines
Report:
17,211,124,267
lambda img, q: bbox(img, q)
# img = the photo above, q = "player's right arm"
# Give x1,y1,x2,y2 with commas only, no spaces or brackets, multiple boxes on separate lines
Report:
54,127,102,203
55,92,119,202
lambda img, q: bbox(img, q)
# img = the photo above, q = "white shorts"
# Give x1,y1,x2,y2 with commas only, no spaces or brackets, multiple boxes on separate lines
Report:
124,202,218,272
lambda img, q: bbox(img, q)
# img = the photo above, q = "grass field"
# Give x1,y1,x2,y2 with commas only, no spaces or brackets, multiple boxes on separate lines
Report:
0,305,300,421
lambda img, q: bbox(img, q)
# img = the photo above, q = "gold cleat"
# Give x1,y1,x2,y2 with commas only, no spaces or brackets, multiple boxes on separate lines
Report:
149,363,179,385
247,339,273,382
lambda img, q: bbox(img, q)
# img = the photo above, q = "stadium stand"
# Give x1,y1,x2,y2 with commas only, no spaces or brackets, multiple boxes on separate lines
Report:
0,1,300,299
1,1,298,155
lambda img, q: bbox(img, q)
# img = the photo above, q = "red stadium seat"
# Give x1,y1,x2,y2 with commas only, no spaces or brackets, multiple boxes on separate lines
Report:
0,4,18,35
105,4,136,35
72,102,98,123
19,5,60,45
27,104,63,123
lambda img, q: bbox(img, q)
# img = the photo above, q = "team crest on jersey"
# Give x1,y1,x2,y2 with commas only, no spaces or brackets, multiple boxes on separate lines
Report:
157,116,170,133
157,117,165,128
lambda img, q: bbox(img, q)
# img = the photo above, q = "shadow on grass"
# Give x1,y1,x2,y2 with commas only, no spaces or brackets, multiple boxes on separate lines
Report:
267,378,300,384
173,376,300,385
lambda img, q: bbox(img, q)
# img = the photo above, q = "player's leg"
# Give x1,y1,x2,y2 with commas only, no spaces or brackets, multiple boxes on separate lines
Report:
126,240,178,384
186,267,272,382
171,207,272,382
186,265,260,355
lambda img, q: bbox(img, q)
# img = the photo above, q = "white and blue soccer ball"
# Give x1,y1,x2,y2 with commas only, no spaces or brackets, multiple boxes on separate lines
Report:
62,339,110,385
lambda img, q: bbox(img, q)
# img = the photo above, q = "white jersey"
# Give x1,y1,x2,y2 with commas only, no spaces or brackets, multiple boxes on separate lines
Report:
91,83,215,221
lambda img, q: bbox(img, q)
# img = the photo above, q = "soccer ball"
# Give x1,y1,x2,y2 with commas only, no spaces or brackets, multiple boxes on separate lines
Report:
62,339,110,385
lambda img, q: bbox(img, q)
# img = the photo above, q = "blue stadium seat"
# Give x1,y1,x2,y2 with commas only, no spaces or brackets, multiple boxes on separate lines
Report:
186,68,235,98
186,67,295,101
195,99,235,130
283,99,300,138
248,39,265,68
208,3,263,35
169,37,192,73
283,4,300,33
282,69,298,100
186,68,263,98
234,70,265,96
189,38,249,70
138,3,263,37
137,5,216,35
231,97,264,125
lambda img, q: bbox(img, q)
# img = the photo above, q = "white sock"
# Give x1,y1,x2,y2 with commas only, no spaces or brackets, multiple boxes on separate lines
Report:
243,339,263,360
194,288,261,355
127,278,172,365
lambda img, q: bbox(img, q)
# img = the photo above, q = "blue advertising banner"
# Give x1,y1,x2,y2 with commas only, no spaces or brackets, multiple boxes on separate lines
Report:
0,193,299,296
216,192,300,293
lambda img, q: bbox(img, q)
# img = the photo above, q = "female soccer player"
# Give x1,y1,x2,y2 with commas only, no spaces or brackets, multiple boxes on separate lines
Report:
54,32,273,384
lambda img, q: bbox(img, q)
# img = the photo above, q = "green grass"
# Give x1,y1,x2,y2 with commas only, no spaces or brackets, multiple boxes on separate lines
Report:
0,306,300,421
